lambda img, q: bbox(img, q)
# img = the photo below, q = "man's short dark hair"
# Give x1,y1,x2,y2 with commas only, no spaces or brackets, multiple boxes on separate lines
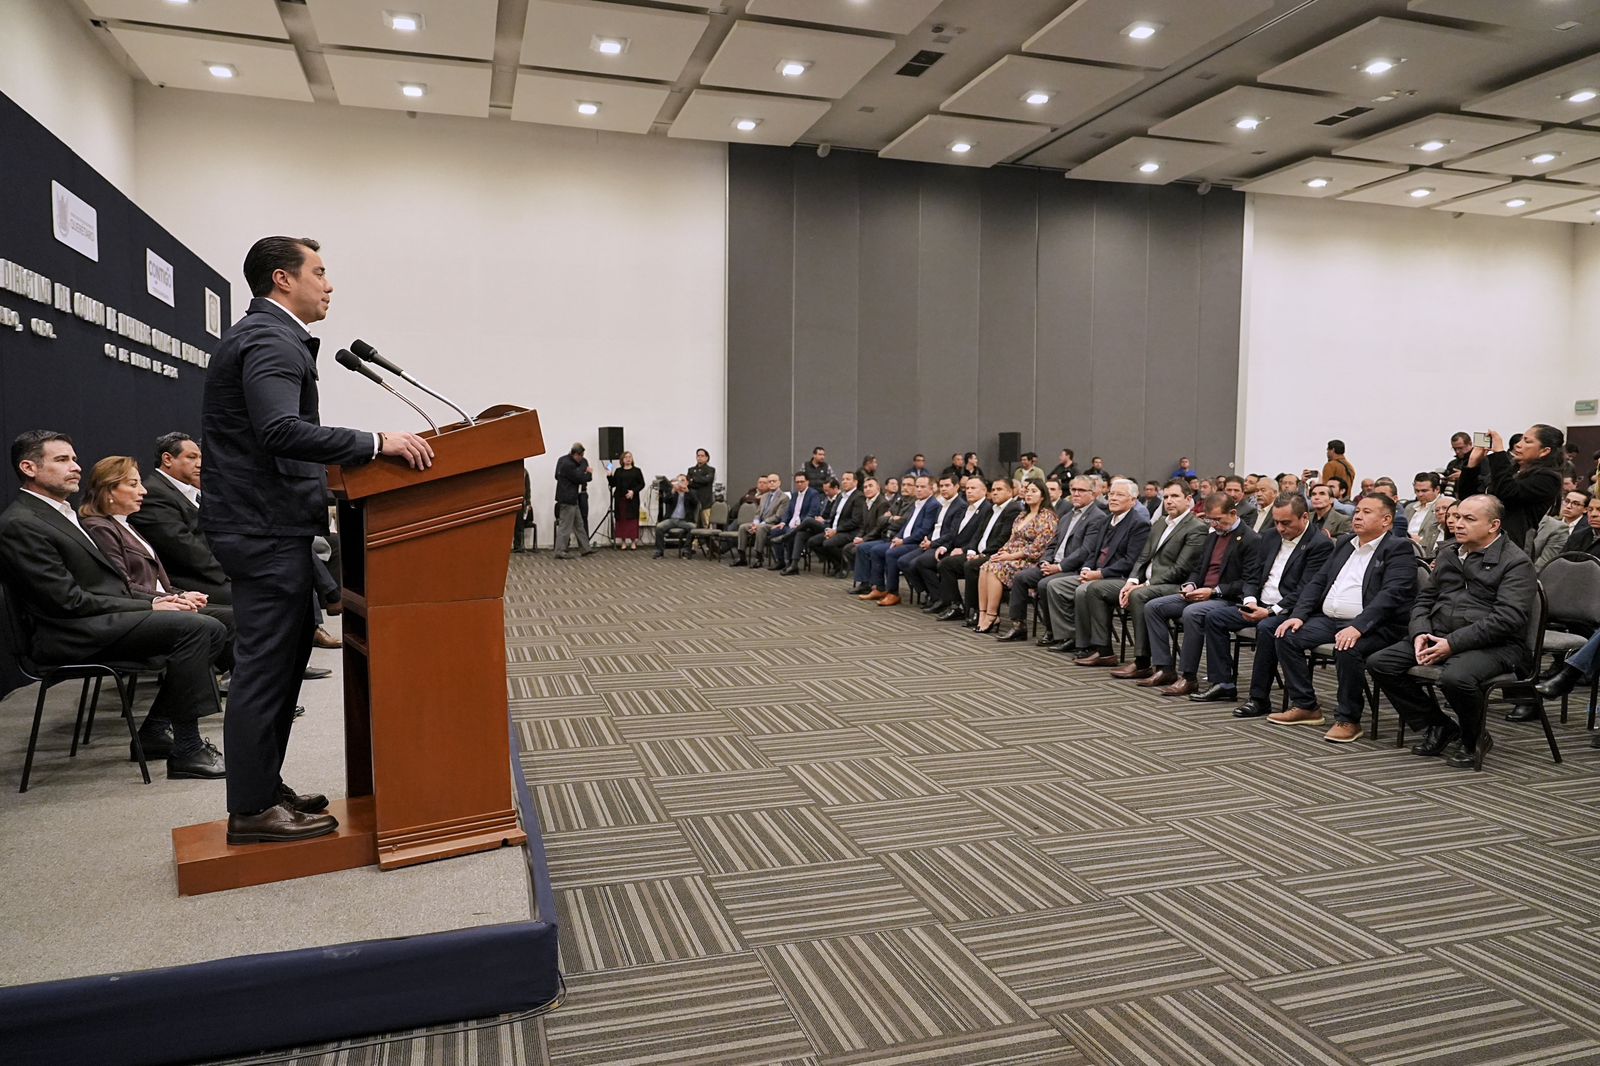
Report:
992,477,1013,491
1413,471,1441,489
938,475,955,487
811,446,825,456
1360,491,1397,518
1327,439,1346,454
243,236,320,298
1326,475,1349,495
1046,476,1062,489
1451,431,1471,446
1273,493,1308,517
824,477,840,489
794,471,809,482
969,476,991,490
1062,449,1074,459
154,431,196,469
1021,451,1037,461
1204,492,1236,515
913,453,925,461
1162,479,1187,492
1223,475,1244,489
11,430,72,483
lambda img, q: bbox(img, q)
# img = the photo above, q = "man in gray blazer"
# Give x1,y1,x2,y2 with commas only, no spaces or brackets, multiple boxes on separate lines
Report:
1308,483,1351,539
1077,480,1208,674
1022,478,1108,645
730,473,788,567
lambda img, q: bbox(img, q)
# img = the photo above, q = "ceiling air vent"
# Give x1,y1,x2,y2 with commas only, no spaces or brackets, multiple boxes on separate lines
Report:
1315,106,1376,127
896,50,946,77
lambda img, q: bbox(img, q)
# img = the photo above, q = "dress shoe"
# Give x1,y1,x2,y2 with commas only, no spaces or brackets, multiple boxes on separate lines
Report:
1504,702,1540,723
964,613,981,629
767,561,783,571
729,558,747,568
1409,722,1459,757
1137,669,1178,688
167,738,226,780
130,718,175,761
1268,707,1325,727
553,553,574,560
861,589,886,601
1232,700,1271,719
581,548,597,557
1160,677,1199,697
277,781,329,814
1188,684,1238,703
1110,663,1153,680
781,566,801,576
878,594,902,607
846,584,870,595
1590,733,1600,749
313,626,342,650
923,601,947,614
292,705,306,720
1323,721,1362,744
303,666,333,680
1075,653,1120,668
1536,666,1584,700
937,607,967,622
1035,633,1057,647
1445,731,1494,770
226,803,340,845
996,625,1028,642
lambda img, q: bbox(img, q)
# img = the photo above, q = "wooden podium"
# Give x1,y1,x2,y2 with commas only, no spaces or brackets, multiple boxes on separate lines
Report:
173,406,543,894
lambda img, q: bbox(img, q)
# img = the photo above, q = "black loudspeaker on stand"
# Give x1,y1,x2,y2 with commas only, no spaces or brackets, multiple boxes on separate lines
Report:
997,431,1022,467
599,426,625,461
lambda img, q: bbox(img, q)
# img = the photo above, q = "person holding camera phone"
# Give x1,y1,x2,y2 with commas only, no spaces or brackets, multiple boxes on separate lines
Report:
1456,425,1564,556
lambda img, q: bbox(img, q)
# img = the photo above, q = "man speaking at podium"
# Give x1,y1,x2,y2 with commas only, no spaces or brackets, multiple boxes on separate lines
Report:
202,236,433,845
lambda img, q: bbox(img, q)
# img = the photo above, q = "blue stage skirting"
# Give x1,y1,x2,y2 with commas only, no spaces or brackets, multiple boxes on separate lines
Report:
0,725,563,1066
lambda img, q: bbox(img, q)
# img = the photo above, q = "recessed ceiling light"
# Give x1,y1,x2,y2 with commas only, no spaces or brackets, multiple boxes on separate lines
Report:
1137,161,1161,174
1304,177,1332,189
1408,187,1434,199
592,36,628,56
165,0,194,5
1233,116,1264,131
384,11,423,32
733,118,761,132
1527,151,1562,165
1023,90,1052,106
400,82,426,98
778,60,811,78
1122,21,1161,40
1591,207,1600,217
949,141,974,154
206,63,236,79
1360,57,1400,75
1503,197,1530,208
576,101,600,116
1565,88,1598,103
1414,139,1450,152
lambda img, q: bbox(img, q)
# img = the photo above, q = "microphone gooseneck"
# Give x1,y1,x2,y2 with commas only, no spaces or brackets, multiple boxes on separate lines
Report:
351,338,476,427
336,348,439,435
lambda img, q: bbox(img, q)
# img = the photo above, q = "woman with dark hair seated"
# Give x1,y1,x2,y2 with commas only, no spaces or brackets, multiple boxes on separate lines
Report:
80,456,236,665
974,480,1058,637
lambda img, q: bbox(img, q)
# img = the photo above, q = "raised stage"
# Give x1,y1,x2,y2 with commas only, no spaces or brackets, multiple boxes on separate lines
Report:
0,617,562,1065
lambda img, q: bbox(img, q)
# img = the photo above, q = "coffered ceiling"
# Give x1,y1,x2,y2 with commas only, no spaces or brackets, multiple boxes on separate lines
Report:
70,0,1600,219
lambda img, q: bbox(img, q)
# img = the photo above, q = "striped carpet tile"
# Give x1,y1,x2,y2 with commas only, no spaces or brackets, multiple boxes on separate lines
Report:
543,956,814,1066
518,716,622,751
632,734,773,777
1427,781,1600,842
1056,982,1361,1066
520,744,647,782
953,902,1229,1012
557,876,742,972
1132,729,1292,766
819,1021,1089,1066
600,687,706,716
859,718,1005,756
649,769,816,817
1018,738,1184,781
964,779,1151,836
710,859,936,945
822,794,1015,853
757,925,1035,1058
1083,769,1280,821
677,806,864,875
612,711,742,742
1035,825,1260,896
1438,926,1600,1032
961,713,1110,746
879,838,1099,923
1298,795,1526,856
784,757,947,806
1427,845,1600,919
542,822,706,887
1126,880,1403,980
1249,954,1600,1065
748,728,896,765
1172,809,1396,878
903,749,1060,790
1203,756,1392,806
532,777,665,833
723,703,851,735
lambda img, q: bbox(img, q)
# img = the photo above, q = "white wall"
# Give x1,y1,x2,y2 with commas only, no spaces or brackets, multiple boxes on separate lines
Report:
0,0,136,192
132,87,728,537
1569,224,1600,432
1240,193,1574,484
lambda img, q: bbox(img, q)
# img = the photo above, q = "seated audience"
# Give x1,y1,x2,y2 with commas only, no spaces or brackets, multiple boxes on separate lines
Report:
899,476,966,604
1277,472,1301,496
858,475,940,605
1308,483,1351,539
941,453,965,482
1246,480,1277,533
1457,425,1564,556
807,472,862,569
843,477,893,582
128,432,231,603
1019,478,1109,647
1046,476,1068,517
785,477,841,575
0,431,228,776
904,454,931,480
653,475,699,558
915,477,988,614
1225,476,1255,522
976,481,1058,637
1078,480,1206,673
766,472,820,570
855,455,879,488
1013,452,1047,491
1140,480,1162,517
1263,494,1417,742
937,478,1019,625
1142,494,1261,697
1171,457,1198,481
1565,493,1600,556
1406,472,1444,560
1087,456,1107,480
1444,431,1473,494
1325,476,1355,515
1538,627,1600,748
1368,495,1534,769
730,473,788,567
962,454,984,480
1044,479,1148,653
687,449,715,525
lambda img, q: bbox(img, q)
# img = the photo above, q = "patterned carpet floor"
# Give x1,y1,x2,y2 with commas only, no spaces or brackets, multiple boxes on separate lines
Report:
239,549,1600,1066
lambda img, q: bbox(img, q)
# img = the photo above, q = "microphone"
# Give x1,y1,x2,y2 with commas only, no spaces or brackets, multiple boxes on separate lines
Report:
351,339,476,427
335,348,439,435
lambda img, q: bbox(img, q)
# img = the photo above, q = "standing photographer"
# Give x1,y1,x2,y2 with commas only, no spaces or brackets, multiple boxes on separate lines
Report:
554,442,595,558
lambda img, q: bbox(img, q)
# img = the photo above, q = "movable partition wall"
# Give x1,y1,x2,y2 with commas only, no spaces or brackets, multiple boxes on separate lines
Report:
0,89,229,693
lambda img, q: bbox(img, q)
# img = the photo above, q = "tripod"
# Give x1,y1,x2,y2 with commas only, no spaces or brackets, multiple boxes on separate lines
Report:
588,500,616,545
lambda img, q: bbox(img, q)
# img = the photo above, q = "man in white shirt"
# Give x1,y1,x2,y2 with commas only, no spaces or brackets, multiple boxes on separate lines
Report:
128,432,233,604
1266,494,1418,743
1406,472,1444,560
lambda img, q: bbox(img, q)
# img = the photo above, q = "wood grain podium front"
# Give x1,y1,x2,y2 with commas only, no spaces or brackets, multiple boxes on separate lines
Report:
172,407,543,895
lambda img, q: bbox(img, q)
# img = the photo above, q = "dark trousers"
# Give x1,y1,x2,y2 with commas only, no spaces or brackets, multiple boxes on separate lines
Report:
1007,565,1046,622
936,551,971,606
210,533,316,814
768,524,803,567
98,612,228,724
1246,614,1286,704
900,548,936,595
855,540,892,586
1368,640,1524,745
808,529,852,567
884,543,922,593
1276,614,1398,724
909,549,944,599
1565,630,1600,678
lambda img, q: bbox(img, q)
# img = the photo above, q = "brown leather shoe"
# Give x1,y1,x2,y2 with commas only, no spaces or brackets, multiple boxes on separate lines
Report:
1137,669,1178,688
1109,663,1153,680
1075,653,1120,667
877,594,901,607
1323,721,1362,744
226,803,339,845
1160,677,1199,697
1268,707,1326,727
277,781,330,814
313,626,342,649
861,590,886,601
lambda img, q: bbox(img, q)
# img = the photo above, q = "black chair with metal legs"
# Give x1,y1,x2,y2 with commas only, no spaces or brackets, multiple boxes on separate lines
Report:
1,580,153,792
1535,555,1600,728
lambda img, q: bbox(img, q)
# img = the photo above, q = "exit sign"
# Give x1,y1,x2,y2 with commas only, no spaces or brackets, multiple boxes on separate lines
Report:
1578,399,1599,415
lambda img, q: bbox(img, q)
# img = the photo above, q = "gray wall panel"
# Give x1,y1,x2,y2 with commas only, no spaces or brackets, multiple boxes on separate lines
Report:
727,145,1245,496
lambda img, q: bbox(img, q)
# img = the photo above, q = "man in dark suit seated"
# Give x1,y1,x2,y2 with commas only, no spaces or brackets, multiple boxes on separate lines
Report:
843,477,893,590
806,471,861,571
1141,494,1262,696
0,431,229,777
1229,494,1334,718
786,477,841,575
1564,494,1600,556
937,479,1021,625
916,477,987,612
129,432,231,604
1046,478,1148,651
1265,494,1417,743
864,475,942,606
1023,477,1111,648
768,472,821,571
898,476,966,604
653,475,699,558
1368,495,1534,768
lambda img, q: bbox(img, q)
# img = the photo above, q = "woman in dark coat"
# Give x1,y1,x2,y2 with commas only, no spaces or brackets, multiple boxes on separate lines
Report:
606,451,646,549
1457,424,1564,555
